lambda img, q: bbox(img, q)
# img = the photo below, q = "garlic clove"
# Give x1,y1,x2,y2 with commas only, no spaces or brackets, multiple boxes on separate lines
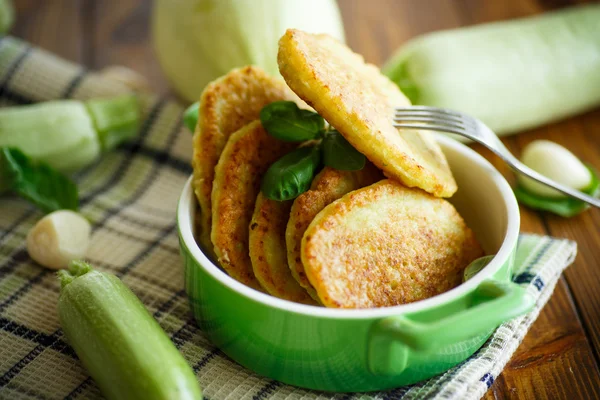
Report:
26,210,91,270
517,140,591,198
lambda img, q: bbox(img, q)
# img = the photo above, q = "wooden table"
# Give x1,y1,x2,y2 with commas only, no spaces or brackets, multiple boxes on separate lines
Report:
12,0,600,398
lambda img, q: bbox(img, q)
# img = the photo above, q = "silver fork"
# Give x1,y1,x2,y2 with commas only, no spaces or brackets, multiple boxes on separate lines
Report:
393,106,600,208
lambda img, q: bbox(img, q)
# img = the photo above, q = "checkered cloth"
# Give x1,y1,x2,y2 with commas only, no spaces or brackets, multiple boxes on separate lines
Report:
0,36,578,400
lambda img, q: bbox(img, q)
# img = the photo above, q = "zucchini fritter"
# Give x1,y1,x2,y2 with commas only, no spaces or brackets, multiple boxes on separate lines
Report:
211,121,295,291
302,180,483,308
286,165,382,301
193,66,297,255
278,29,457,198
249,194,317,304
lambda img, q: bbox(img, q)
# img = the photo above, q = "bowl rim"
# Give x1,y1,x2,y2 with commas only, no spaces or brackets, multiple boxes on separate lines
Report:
177,134,520,319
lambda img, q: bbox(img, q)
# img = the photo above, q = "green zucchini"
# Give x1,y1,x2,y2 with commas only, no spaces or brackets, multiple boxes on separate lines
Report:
0,95,140,173
383,4,600,135
58,261,202,400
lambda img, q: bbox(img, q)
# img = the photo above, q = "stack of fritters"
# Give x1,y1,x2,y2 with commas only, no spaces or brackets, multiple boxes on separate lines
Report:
191,30,483,308
192,66,298,260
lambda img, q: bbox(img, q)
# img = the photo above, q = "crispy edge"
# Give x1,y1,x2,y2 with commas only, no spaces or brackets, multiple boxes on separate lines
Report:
277,29,457,198
192,66,296,256
286,165,382,301
249,193,317,304
302,179,482,308
211,120,295,291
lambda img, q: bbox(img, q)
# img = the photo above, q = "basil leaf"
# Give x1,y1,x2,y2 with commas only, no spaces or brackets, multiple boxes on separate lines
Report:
0,152,11,193
183,102,199,133
260,101,324,141
514,165,600,218
322,130,366,171
261,145,322,201
0,147,79,213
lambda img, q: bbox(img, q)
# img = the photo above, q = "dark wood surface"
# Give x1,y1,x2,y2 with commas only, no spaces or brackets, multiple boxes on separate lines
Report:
11,0,600,398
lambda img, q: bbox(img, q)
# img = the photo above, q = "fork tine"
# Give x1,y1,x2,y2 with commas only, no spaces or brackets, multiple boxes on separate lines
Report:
394,111,464,123
392,123,472,138
391,116,467,131
396,105,467,119
394,110,477,128
395,106,477,127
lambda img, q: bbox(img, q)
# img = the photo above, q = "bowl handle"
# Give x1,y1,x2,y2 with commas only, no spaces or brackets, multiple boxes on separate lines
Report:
367,279,535,375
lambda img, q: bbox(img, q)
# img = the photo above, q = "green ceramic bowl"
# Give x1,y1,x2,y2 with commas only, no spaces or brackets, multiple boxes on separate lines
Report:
177,134,532,392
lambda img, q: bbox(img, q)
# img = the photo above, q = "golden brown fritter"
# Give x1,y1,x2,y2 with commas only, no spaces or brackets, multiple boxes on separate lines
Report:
278,29,457,198
286,165,382,301
192,66,297,255
249,193,317,304
302,180,483,308
211,121,295,291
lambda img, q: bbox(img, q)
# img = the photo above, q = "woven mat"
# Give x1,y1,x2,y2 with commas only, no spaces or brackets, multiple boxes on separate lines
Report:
0,36,578,400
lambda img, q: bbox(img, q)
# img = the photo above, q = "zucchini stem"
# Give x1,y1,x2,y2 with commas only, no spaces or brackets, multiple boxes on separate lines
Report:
58,260,93,289
85,95,140,152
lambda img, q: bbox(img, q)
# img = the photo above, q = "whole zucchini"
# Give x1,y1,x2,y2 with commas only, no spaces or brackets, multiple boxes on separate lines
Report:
58,261,202,400
0,95,139,173
383,4,600,135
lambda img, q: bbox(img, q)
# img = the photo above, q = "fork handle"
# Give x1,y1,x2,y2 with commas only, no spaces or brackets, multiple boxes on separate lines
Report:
507,161,600,209
482,136,600,209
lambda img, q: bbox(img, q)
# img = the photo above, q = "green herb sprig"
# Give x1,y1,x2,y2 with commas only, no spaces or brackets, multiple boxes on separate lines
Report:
183,102,199,133
0,147,79,213
260,101,325,141
261,145,322,201
322,130,366,171
259,101,366,201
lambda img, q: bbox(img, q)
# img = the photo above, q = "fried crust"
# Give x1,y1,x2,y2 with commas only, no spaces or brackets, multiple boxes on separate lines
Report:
286,165,382,301
249,193,317,304
278,29,457,198
302,180,483,308
211,121,295,290
193,66,297,255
